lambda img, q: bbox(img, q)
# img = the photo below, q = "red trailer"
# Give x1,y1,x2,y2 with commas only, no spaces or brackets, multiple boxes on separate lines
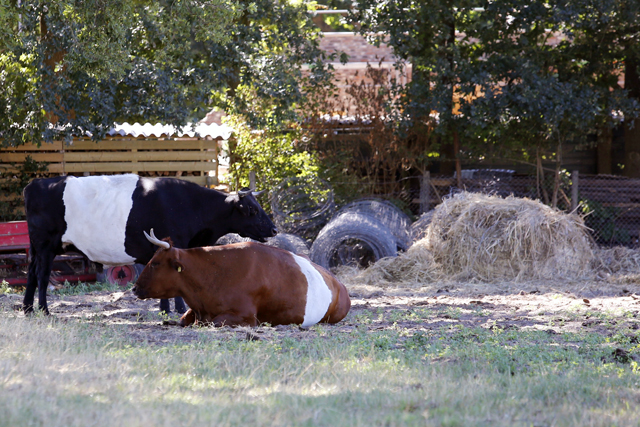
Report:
1,221,143,287
0,221,97,286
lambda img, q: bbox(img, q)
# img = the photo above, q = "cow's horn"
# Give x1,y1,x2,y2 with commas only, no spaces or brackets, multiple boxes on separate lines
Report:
144,229,170,249
238,188,266,197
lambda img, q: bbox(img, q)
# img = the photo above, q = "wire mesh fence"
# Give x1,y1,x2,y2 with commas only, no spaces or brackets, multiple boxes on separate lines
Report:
321,171,640,248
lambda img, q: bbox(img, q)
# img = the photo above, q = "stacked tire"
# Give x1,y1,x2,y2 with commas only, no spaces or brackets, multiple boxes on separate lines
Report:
310,199,414,269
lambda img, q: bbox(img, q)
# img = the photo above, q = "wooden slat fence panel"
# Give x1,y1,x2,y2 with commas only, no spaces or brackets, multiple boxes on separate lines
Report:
0,136,220,182
1,136,222,220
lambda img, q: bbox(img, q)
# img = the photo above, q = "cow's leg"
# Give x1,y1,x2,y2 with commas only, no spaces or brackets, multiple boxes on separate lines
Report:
159,298,171,314
179,309,196,327
23,247,39,315
24,247,55,315
211,311,258,327
35,250,56,315
174,297,187,314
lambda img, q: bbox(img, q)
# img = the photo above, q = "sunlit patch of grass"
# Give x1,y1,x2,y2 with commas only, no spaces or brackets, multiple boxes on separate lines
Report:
0,280,23,295
441,306,463,320
52,280,130,296
1,297,640,426
386,308,433,323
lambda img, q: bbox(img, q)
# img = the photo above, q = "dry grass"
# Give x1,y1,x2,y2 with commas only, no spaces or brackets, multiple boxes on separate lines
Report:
1,290,640,427
594,246,640,275
342,192,640,293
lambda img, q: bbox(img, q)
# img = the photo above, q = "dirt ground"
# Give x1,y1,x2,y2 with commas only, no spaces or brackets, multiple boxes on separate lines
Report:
2,279,639,343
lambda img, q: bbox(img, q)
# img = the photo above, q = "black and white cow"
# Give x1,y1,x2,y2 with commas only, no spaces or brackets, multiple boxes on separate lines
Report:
22,174,277,315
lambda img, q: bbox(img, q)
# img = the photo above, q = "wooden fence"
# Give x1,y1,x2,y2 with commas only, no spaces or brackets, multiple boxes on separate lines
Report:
1,135,220,185
0,134,222,220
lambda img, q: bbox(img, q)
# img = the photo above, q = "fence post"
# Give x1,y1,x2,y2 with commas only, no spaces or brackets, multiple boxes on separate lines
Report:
249,171,256,191
420,172,431,214
571,170,579,212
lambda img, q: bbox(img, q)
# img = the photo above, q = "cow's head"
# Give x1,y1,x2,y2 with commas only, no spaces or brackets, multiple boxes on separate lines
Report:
132,230,185,300
224,188,277,242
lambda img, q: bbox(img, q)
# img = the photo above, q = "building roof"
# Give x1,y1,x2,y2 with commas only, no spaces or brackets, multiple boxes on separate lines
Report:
107,122,233,139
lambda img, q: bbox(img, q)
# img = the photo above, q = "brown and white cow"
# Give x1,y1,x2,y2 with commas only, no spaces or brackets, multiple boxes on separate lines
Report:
132,230,351,327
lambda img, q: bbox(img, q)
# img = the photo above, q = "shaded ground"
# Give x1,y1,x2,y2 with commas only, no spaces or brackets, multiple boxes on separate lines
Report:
2,280,639,344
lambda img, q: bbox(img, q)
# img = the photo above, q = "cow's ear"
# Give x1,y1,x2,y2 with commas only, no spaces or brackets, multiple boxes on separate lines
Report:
171,260,185,273
225,194,248,214
233,198,251,216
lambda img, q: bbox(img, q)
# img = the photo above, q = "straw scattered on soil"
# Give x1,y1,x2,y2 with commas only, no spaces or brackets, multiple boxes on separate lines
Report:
338,192,640,295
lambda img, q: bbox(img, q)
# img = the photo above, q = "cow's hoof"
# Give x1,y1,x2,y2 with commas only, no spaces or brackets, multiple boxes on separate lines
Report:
23,307,51,316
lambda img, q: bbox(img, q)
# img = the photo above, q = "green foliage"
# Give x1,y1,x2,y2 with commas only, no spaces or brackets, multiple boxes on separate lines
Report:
224,116,321,192
0,155,48,222
220,0,337,129
0,0,238,145
301,64,433,206
52,280,127,296
459,0,640,152
0,280,15,295
581,198,631,245
0,0,333,146
347,0,640,167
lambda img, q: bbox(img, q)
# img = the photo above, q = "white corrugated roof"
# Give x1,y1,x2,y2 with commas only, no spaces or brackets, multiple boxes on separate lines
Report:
108,122,233,139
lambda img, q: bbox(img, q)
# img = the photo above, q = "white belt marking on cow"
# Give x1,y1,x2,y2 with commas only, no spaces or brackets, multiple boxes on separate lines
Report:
140,177,157,195
61,174,138,266
292,253,332,328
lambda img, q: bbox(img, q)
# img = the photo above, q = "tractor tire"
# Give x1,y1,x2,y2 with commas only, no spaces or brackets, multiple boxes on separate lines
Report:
97,264,144,286
310,212,397,270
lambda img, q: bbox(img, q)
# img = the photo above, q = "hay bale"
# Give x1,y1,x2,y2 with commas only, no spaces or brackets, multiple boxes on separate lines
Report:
352,239,441,288
425,192,594,281
355,192,595,286
410,211,435,242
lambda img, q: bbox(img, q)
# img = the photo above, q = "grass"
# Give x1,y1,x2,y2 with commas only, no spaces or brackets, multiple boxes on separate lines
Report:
0,319,638,425
51,280,129,296
0,279,126,296
0,283,639,426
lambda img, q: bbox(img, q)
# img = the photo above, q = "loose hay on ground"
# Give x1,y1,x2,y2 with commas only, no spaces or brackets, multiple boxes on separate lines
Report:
344,192,598,289
593,246,640,284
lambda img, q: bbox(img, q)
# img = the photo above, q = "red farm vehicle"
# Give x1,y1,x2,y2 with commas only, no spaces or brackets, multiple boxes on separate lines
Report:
0,220,141,287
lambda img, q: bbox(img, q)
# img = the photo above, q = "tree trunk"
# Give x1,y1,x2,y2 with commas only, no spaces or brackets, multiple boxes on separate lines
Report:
551,139,562,209
597,124,613,175
536,146,549,205
453,130,462,188
624,51,640,177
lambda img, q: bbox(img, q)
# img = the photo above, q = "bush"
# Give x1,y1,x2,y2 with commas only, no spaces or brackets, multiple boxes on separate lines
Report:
0,156,49,222
223,116,320,194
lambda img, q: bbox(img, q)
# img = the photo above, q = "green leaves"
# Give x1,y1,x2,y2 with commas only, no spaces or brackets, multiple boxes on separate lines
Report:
225,115,320,193
0,0,333,147
0,0,240,145
348,0,640,168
